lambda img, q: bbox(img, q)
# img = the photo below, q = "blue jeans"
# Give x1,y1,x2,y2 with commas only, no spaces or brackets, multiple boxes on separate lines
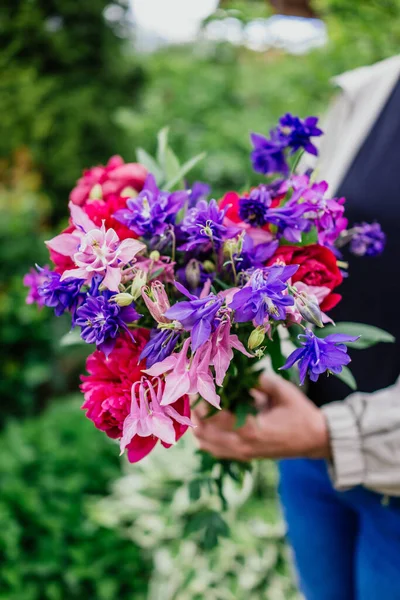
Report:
278,458,400,600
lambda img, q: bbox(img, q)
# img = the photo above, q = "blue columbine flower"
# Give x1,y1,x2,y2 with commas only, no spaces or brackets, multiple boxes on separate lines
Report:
350,222,386,257
239,185,272,226
114,174,188,238
164,282,223,351
279,113,323,156
179,199,239,252
140,329,180,368
265,203,311,243
75,293,141,356
38,268,84,320
250,130,288,176
281,329,359,385
230,265,298,325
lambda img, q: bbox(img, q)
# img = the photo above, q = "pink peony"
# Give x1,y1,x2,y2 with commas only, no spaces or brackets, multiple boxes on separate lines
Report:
83,194,135,241
80,330,192,463
81,330,149,438
70,155,147,207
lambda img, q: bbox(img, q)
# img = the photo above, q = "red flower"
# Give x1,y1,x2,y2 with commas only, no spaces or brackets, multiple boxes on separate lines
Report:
80,330,149,439
219,191,242,224
80,330,191,462
70,155,147,207
84,194,137,240
219,189,285,227
268,244,343,311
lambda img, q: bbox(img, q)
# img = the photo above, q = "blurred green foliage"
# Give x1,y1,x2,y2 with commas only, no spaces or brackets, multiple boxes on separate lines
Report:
0,0,146,216
0,152,90,425
0,397,150,600
93,435,300,600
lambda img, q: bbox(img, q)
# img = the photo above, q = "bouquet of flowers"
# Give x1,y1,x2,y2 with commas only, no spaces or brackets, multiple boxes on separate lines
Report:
25,115,389,495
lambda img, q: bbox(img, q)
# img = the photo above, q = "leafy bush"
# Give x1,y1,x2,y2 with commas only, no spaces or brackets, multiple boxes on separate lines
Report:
93,436,300,600
0,151,91,424
0,0,146,213
0,397,151,600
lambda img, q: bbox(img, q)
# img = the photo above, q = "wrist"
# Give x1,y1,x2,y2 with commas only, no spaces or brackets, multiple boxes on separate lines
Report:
306,409,331,459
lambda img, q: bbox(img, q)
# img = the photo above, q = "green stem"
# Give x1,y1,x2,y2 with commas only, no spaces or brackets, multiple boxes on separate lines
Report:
290,149,305,175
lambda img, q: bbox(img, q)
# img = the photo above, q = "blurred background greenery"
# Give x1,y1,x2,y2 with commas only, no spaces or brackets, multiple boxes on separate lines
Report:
1,0,399,598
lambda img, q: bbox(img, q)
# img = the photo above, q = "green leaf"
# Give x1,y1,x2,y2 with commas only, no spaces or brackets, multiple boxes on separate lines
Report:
188,479,202,502
268,332,290,380
316,322,395,349
164,146,182,187
234,403,256,429
156,127,169,171
164,152,206,191
59,329,85,347
148,267,165,281
136,148,163,183
332,366,357,390
184,510,230,550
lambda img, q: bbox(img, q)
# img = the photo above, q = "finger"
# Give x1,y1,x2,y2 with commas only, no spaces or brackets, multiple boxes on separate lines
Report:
194,430,250,461
250,387,269,410
193,408,236,431
256,373,295,404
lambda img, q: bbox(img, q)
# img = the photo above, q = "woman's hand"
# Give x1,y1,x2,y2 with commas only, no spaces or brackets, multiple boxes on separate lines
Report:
192,375,331,461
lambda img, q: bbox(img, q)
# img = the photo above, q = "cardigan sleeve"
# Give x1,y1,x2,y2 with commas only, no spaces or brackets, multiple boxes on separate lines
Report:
321,378,400,497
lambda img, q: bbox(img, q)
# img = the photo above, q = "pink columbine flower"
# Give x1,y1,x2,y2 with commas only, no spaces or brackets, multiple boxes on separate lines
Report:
46,203,145,292
141,281,171,324
120,376,194,457
145,338,221,408
211,318,253,386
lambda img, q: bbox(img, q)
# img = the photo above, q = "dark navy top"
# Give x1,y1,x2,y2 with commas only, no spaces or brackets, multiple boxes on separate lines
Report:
309,78,400,406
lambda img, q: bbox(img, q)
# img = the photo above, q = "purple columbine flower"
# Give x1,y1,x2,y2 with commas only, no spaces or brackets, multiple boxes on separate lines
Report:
140,329,180,368
164,282,223,351
350,222,386,257
37,268,84,319
281,329,359,385
179,199,239,252
265,203,311,243
239,185,272,226
23,266,51,307
250,130,288,176
187,181,211,207
114,174,188,238
234,235,279,274
75,293,141,356
279,114,323,156
230,265,298,325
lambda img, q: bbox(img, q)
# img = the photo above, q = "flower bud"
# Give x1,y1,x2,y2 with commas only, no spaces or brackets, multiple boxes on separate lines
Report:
89,183,103,200
295,296,323,328
130,269,147,300
112,293,134,307
203,260,215,273
185,259,201,289
149,250,161,262
248,326,266,350
223,233,245,257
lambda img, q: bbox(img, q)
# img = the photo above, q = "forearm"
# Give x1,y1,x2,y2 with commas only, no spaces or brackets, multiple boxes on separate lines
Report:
321,378,400,497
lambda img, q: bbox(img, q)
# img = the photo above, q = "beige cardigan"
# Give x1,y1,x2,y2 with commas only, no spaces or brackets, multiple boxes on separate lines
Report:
310,56,400,496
